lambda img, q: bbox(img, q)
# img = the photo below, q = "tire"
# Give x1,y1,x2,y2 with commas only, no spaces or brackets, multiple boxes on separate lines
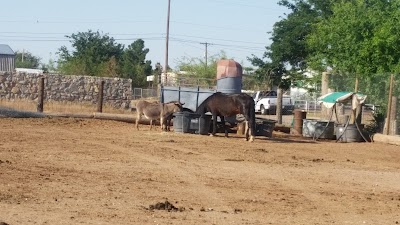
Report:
260,105,267,115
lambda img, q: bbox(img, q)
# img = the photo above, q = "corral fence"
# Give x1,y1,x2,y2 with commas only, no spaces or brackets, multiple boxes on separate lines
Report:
257,95,382,129
293,99,320,113
3,70,395,136
259,72,399,135
132,88,158,99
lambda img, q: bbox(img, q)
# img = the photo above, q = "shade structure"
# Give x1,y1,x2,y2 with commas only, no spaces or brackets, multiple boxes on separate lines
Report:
318,92,367,110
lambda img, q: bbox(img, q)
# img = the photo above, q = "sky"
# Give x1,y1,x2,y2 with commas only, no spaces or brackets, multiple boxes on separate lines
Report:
0,0,289,70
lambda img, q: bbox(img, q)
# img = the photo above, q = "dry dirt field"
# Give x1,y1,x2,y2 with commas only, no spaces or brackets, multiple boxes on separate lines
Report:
0,117,399,225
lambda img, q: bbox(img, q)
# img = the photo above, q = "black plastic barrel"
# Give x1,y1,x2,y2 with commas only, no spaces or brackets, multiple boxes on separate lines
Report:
255,119,276,137
173,112,211,134
173,112,197,133
196,115,212,135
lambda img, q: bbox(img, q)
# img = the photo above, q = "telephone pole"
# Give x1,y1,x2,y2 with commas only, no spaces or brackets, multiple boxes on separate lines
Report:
200,42,212,67
164,0,171,85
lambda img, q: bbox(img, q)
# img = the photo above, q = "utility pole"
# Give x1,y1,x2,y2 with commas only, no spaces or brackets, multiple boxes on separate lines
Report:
164,0,171,85
200,42,212,67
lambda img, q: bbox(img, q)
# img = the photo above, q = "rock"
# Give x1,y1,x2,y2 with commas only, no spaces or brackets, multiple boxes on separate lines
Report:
11,87,20,94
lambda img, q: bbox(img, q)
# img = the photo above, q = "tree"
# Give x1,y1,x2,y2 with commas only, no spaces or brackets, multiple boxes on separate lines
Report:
57,30,124,76
40,53,57,73
248,57,288,90
120,39,152,87
309,0,400,73
307,0,400,106
176,51,228,87
249,0,337,92
15,50,41,68
57,31,153,87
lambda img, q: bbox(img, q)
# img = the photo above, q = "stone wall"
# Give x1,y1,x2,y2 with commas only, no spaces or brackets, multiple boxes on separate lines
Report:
0,72,133,109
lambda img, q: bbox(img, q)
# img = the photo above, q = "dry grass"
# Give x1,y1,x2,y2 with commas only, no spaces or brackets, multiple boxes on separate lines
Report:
0,99,132,115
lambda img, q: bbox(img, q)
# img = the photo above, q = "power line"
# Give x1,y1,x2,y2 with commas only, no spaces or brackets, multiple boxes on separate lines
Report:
172,34,266,45
0,33,267,51
203,0,284,11
0,31,267,45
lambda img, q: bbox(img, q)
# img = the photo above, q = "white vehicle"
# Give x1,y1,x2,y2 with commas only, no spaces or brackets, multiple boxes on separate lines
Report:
252,91,294,115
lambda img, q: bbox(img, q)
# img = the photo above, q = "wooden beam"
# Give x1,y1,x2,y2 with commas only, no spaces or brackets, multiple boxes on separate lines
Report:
373,133,400,146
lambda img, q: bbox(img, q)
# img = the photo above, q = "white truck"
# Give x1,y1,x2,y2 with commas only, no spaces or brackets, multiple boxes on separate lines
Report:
252,91,294,115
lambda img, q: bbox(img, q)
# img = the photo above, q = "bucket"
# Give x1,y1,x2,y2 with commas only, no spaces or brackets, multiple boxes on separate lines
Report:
302,119,335,139
335,124,364,142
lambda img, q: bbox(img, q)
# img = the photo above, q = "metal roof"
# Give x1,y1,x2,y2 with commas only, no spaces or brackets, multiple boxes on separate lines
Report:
0,44,15,55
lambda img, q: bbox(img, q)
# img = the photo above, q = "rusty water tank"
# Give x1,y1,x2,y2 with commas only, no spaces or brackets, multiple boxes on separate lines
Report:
216,59,242,94
292,109,307,135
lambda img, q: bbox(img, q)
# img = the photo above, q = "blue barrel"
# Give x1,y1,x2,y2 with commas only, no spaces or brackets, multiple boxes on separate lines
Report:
217,77,242,94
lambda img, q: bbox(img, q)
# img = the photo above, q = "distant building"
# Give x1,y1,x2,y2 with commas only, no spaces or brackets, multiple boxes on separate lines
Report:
0,44,16,72
15,68,44,75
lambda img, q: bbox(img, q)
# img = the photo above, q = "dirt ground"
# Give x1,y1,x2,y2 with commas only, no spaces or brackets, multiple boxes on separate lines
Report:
0,117,399,225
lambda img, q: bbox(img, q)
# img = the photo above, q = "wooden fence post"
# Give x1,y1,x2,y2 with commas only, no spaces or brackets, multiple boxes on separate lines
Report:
37,77,45,113
97,80,105,113
384,74,394,135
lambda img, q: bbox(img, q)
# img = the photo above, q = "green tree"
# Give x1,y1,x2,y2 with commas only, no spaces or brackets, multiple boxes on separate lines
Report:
57,30,124,76
176,51,228,86
120,39,152,87
307,0,400,106
40,53,57,73
15,50,41,68
249,0,337,91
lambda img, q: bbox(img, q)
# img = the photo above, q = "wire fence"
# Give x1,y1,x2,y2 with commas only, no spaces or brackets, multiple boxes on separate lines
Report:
133,88,158,100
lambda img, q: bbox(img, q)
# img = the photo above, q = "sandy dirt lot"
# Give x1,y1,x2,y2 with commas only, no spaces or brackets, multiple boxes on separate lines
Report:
0,117,399,225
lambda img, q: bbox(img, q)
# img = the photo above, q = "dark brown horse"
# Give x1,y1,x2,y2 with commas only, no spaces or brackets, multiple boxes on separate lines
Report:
195,92,256,142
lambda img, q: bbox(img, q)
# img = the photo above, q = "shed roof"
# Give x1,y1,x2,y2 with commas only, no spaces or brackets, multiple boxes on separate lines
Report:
0,44,15,55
